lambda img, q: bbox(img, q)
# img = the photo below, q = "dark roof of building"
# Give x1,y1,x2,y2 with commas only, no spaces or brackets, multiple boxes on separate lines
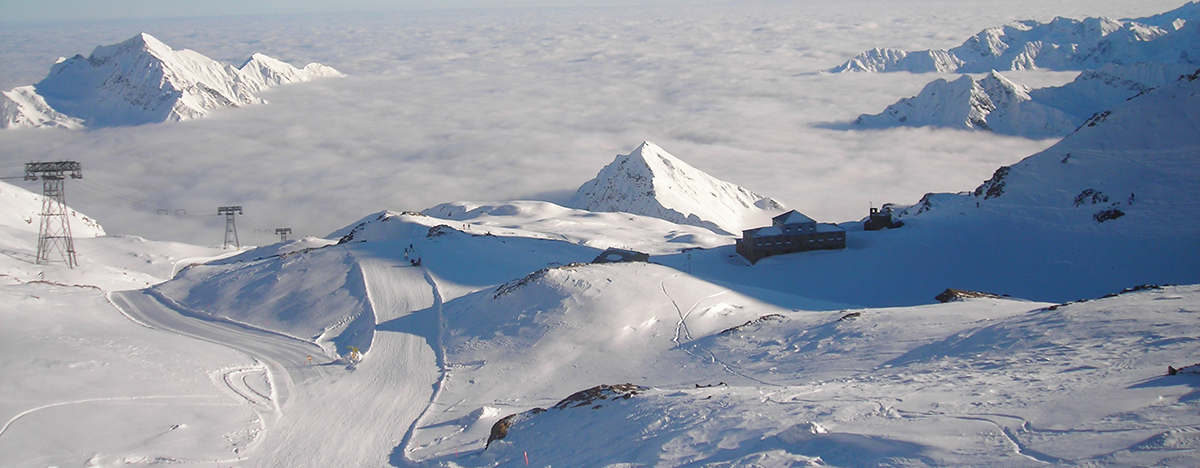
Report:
773,210,816,226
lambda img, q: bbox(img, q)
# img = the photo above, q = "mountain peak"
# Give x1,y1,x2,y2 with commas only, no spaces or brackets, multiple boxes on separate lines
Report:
569,142,785,235
6,33,343,129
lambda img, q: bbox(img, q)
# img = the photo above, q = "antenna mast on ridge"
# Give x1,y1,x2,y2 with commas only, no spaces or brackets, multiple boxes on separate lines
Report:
25,161,83,268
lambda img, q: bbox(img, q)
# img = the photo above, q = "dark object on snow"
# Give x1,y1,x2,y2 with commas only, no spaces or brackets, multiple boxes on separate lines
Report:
839,311,862,321
427,224,459,238
1168,363,1200,376
720,314,786,334
935,288,1004,303
736,210,846,264
486,383,646,449
592,247,650,264
551,383,646,410
1093,208,1125,223
864,206,903,231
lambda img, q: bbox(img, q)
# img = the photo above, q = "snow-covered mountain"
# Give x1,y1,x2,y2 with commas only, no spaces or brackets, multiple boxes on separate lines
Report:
1,33,343,129
899,68,1200,229
855,70,1076,138
856,64,1196,138
568,141,785,235
832,2,1200,73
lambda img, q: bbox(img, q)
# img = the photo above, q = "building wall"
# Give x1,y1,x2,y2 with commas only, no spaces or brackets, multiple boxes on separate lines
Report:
737,230,846,264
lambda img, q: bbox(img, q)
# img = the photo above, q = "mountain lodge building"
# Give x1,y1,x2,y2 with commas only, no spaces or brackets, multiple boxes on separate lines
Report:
736,210,846,264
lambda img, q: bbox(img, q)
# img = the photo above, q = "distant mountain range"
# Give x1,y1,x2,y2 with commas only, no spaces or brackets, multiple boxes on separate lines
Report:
833,2,1200,74
843,2,1200,139
855,63,1196,138
1,33,342,129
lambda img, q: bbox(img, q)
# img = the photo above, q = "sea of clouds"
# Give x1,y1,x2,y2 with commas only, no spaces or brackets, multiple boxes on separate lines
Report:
0,0,1185,245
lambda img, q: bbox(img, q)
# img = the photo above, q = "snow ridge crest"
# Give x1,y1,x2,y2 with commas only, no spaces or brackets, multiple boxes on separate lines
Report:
2,32,344,129
569,141,785,235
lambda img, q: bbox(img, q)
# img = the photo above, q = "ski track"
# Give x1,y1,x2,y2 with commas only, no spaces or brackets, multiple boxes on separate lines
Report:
346,251,443,467
396,266,448,465
659,274,781,388
0,395,218,441
106,288,334,463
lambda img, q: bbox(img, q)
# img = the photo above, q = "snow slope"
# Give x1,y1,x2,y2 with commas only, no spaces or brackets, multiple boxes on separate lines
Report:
485,286,1200,467
569,141,786,235
2,33,342,128
855,64,1196,138
833,2,1200,73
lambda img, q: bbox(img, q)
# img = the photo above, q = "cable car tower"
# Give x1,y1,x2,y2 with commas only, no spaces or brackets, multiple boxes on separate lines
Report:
218,206,242,249
275,227,292,242
25,161,83,268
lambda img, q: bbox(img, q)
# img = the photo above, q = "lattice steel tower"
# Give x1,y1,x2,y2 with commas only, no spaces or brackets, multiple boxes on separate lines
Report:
218,206,243,249
25,161,83,268
275,227,292,242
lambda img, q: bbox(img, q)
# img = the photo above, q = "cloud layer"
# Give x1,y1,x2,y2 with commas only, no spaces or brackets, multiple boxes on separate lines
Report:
0,0,1186,245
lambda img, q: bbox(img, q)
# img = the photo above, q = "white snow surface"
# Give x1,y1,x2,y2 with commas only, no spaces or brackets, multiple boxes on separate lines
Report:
3,32,343,128
833,1,1200,73
569,141,786,235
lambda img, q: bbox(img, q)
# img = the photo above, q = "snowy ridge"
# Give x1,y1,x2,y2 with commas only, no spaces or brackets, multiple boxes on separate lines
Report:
569,141,785,235
2,33,343,128
0,86,83,129
833,2,1200,73
857,64,1196,138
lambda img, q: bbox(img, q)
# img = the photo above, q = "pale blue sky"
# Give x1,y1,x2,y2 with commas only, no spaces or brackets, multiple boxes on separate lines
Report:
0,0,646,23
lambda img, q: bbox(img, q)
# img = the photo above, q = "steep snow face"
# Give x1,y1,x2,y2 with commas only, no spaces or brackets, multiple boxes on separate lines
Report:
0,86,82,129
857,65,1194,138
15,33,342,128
569,141,785,235
833,2,1200,73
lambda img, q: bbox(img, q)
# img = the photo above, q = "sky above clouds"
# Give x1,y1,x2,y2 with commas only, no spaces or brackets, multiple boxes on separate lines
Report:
0,0,1188,246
